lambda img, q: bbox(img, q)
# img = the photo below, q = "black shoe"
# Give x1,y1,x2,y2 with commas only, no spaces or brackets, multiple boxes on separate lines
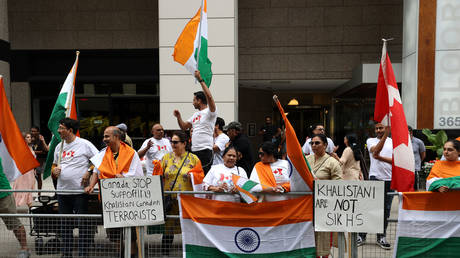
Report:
377,237,391,250
357,236,365,247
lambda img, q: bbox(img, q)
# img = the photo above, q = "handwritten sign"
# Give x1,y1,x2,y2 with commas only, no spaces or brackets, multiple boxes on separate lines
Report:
100,176,164,228
314,180,384,233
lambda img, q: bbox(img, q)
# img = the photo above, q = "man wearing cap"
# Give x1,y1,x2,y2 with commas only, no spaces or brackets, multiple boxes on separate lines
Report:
116,123,133,147
138,123,172,175
173,70,217,174
225,121,254,175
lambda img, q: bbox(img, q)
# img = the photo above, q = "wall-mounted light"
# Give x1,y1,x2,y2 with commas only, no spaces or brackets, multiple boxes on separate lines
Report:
288,98,299,106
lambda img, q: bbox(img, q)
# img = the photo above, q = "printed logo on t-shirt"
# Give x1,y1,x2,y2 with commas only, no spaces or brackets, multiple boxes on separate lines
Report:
273,168,284,175
62,150,75,158
192,115,202,123
157,145,168,151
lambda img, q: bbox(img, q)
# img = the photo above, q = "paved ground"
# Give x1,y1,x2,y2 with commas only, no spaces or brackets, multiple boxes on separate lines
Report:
2,176,402,258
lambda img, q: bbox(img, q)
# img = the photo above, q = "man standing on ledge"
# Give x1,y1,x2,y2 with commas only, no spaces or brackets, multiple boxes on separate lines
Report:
173,70,217,174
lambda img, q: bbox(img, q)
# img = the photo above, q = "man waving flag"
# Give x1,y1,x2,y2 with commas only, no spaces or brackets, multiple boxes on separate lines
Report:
44,51,79,179
374,40,415,192
173,0,212,87
273,95,315,191
0,77,39,181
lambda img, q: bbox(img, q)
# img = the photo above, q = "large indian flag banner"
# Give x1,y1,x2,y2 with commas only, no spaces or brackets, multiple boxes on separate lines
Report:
394,191,460,257
173,0,212,87
43,53,79,179
179,194,316,257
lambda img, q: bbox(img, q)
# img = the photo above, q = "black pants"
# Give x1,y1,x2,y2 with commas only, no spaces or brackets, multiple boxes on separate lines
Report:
359,177,394,239
192,149,213,175
58,194,93,257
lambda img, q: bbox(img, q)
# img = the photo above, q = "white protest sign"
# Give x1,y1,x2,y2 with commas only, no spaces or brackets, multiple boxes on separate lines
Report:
314,180,384,233
100,176,164,228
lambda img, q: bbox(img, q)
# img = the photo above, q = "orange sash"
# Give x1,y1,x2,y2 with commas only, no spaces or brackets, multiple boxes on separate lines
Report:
98,142,135,179
254,162,290,191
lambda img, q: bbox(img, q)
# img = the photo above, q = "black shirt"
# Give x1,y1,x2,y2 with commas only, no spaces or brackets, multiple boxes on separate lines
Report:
260,124,279,142
232,133,254,176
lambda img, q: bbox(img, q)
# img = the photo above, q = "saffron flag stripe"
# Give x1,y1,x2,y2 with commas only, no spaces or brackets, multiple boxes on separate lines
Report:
180,194,313,227
0,77,39,181
401,191,460,211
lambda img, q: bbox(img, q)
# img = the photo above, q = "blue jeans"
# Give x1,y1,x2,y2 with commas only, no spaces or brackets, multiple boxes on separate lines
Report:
359,177,394,239
58,194,93,256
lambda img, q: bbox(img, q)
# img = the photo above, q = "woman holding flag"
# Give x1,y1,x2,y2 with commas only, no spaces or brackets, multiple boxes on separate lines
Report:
204,146,248,202
250,141,289,202
157,130,204,255
426,139,460,192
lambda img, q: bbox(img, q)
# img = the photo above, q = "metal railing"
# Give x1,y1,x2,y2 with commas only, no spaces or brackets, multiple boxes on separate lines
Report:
0,189,404,258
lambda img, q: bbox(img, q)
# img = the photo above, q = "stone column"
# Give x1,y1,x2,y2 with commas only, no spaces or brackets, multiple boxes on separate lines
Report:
158,0,238,129
0,0,10,101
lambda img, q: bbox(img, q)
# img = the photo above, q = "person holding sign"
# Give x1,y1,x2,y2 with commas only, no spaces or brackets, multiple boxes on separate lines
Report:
86,126,143,257
204,145,248,202
426,139,460,192
306,133,343,257
250,141,289,202
51,118,99,258
156,130,204,255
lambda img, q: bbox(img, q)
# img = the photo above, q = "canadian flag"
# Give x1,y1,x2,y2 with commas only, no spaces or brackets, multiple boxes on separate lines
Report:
374,40,415,192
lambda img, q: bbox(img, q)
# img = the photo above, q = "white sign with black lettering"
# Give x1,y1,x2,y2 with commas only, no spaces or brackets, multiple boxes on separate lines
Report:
314,180,384,233
100,176,164,228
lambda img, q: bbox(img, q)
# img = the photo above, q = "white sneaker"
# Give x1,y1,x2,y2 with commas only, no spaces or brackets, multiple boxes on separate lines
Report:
17,250,30,258
377,237,391,250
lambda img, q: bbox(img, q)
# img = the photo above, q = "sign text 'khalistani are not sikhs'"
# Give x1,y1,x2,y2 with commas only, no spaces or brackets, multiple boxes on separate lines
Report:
100,176,164,228
314,180,384,233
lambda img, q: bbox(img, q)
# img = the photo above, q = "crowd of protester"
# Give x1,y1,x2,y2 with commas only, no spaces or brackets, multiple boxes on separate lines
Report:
1,70,459,258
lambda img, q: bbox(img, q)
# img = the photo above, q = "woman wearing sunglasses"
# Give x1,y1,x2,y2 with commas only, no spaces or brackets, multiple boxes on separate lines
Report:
249,141,289,202
155,130,204,255
203,145,248,202
306,134,343,258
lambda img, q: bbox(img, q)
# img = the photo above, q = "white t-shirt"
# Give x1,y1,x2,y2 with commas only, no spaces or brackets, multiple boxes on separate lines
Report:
250,159,291,202
367,137,393,181
213,133,230,165
53,137,99,194
138,137,172,174
204,164,248,203
187,107,217,152
302,137,335,155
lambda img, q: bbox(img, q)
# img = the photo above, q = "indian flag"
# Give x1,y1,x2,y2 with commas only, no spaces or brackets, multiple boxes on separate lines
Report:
232,174,263,204
173,0,212,87
0,77,39,181
179,194,316,257
273,96,315,192
394,191,460,257
43,52,79,179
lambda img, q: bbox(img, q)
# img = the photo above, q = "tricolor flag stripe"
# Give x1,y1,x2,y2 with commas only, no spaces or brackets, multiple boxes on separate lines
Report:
180,194,313,227
394,192,460,257
274,97,314,191
234,184,257,203
0,77,39,181
232,174,263,204
179,194,315,257
182,220,316,256
173,0,212,86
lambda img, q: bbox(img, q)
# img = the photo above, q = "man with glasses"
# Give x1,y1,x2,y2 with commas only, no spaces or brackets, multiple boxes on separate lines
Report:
51,118,99,258
138,123,172,175
357,123,393,249
302,123,336,155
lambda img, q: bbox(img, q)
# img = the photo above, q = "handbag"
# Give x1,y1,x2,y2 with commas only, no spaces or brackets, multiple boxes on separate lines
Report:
164,152,190,213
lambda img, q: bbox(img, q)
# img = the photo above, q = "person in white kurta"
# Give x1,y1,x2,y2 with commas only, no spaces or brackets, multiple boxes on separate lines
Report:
204,146,247,203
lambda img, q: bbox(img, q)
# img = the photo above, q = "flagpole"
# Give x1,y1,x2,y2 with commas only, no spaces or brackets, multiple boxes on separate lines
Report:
57,50,80,167
381,39,393,127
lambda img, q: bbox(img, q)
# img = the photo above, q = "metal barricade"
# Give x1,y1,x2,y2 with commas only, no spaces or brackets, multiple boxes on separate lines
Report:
1,189,406,258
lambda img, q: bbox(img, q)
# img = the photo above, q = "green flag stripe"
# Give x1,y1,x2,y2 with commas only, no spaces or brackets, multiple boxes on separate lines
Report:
196,37,212,87
43,92,68,179
241,180,259,192
396,236,460,258
185,244,316,258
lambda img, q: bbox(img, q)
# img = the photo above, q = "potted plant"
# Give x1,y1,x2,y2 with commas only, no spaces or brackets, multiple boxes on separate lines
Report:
421,129,447,176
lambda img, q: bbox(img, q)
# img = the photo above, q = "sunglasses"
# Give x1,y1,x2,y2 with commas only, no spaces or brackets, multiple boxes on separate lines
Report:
309,141,322,145
258,152,265,156
171,140,183,145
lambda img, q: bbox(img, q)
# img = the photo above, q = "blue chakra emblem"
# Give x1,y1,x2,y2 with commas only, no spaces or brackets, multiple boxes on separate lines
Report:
234,228,260,253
